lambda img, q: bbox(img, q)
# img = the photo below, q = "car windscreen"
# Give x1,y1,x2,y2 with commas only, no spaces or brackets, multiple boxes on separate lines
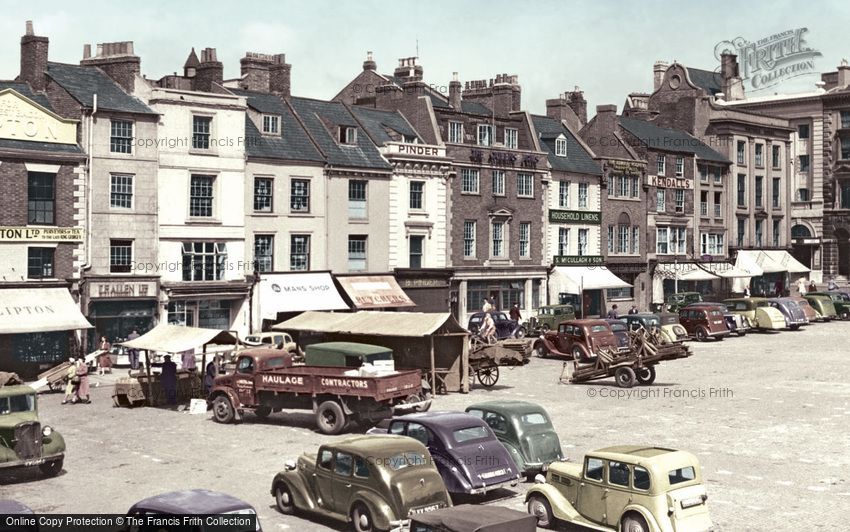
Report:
589,325,609,333
386,451,429,471
0,394,35,415
519,412,549,427
453,426,489,444
244,336,267,344
610,323,627,332
668,466,696,485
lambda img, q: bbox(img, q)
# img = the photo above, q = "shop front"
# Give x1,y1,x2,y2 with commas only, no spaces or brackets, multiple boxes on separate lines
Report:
652,262,721,304
548,265,631,318
735,250,811,296
393,268,454,313
162,282,251,337
454,266,547,327
83,277,159,348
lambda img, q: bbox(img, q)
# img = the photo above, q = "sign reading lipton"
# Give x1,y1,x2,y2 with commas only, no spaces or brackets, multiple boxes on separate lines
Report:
383,142,446,158
648,175,693,189
0,90,78,145
549,209,601,224
0,226,84,242
553,255,605,266
89,281,157,299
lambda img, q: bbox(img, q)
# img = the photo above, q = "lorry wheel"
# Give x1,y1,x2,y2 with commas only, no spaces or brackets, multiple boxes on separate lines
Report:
274,484,296,514
527,495,555,529
533,344,548,358
621,513,649,532
212,396,235,424
636,366,656,385
39,458,63,477
615,367,637,388
255,406,272,419
316,401,347,435
351,502,374,532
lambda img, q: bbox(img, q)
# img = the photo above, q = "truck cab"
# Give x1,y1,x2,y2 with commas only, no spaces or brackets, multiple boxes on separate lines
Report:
1,384,65,478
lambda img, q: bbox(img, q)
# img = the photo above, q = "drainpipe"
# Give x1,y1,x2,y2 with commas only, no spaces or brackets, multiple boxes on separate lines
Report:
79,94,97,354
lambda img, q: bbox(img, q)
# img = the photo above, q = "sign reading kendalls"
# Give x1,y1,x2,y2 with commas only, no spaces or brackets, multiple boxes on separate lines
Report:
553,255,604,266
549,210,601,224
648,175,693,190
0,226,84,242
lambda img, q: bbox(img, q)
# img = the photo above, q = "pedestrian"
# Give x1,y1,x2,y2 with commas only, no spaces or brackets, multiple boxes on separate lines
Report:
744,284,751,298
774,280,784,298
126,329,140,370
509,303,521,322
808,280,818,292
161,355,178,405
606,304,619,319
73,358,90,404
204,361,217,396
97,335,112,375
481,298,493,312
628,305,639,315
181,349,196,372
796,277,807,295
61,357,77,405
828,277,839,291
480,312,497,342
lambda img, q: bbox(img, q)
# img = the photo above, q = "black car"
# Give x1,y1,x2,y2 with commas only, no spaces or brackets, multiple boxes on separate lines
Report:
127,489,261,531
467,312,524,339
368,411,520,495
604,319,630,350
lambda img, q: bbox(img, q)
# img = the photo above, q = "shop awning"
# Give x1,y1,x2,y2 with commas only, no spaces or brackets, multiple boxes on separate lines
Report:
118,323,239,353
735,250,811,275
0,287,93,334
258,272,349,320
549,266,632,296
654,263,719,281
335,275,416,309
273,311,467,336
704,263,754,278
761,250,811,273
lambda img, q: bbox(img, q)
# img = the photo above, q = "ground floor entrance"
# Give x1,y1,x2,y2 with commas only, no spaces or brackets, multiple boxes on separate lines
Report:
453,267,547,328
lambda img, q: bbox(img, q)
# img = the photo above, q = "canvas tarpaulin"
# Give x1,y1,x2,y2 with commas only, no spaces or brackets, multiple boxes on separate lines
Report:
0,287,93,334
118,324,239,353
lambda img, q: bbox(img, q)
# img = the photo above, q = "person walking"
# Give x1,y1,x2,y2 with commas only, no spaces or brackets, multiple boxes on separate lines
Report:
97,335,112,375
73,358,90,404
606,304,619,319
482,298,493,312
509,303,521,322
796,277,808,295
181,349,196,372
61,357,77,405
828,277,839,291
126,329,140,370
808,279,818,292
204,361,217,396
161,355,178,405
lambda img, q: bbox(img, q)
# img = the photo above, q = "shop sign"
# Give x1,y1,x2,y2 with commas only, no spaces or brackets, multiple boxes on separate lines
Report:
648,175,693,189
549,209,601,224
89,281,157,299
607,160,644,176
0,89,78,144
553,255,604,266
383,142,446,158
398,278,451,289
0,226,84,242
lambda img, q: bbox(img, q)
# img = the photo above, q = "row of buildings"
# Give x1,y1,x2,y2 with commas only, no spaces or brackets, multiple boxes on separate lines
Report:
2,21,849,373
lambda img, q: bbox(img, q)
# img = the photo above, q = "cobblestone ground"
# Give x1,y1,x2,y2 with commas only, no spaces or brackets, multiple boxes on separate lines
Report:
2,322,850,531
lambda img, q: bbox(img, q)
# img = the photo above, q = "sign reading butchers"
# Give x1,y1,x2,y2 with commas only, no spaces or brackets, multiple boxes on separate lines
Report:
336,275,416,309
0,226,84,242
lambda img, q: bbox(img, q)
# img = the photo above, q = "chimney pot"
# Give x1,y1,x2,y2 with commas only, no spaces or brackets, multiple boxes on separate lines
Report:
25,20,33,35
83,44,91,59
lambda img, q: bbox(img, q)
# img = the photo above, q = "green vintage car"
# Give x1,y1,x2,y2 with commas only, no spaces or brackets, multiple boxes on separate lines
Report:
808,292,848,320
271,435,451,532
803,293,838,321
526,446,713,532
465,401,564,479
1,384,65,477
663,292,704,313
525,305,576,333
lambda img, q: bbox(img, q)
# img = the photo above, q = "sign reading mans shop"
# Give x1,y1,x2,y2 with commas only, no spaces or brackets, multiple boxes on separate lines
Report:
549,209,601,224
0,226,84,242
648,175,693,190
553,255,605,266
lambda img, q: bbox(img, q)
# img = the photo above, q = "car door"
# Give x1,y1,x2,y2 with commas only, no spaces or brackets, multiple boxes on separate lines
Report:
233,356,256,406
332,451,356,514
313,448,337,510
555,324,572,353
576,456,607,524
604,461,634,527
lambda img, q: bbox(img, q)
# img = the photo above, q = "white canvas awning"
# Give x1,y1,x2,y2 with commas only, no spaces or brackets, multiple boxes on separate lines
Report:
549,266,631,298
0,287,93,334
258,272,349,320
735,250,810,275
704,263,754,278
762,250,811,273
118,324,239,353
654,263,719,281
273,311,468,337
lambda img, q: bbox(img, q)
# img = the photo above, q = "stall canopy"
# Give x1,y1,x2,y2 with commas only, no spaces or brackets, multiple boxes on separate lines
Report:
0,287,93,334
654,263,719,281
258,272,349,320
549,266,631,297
335,275,416,309
119,324,240,353
273,311,465,336
704,262,754,278
735,250,811,276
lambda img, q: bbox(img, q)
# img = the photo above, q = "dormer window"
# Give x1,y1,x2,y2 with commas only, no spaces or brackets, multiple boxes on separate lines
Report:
262,115,280,135
555,136,567,157
339,126,357,144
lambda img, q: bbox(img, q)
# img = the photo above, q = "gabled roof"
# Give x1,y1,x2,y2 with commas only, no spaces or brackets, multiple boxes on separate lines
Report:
0,81,53,109
0,83,82,155
382,73,450,108
349,106,423,145
460,100,491,115
228,89,324,162
686,67,722,95
531,114,601,175
289,97,391,170
618,116,730,163
46,62,155,115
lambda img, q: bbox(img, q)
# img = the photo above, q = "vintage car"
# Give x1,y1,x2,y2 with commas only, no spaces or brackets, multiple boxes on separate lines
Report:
723,298,786,330
662,292,704,313
524,304,576,333
367,412,520,495
525,445,713,532
804,293,839,321
604,319,631,350
244,331,298,356
624,313,689,344
767,298,809,329
788,296,819,323
532,319,623,362
467,312,524,339
0,383,64,478
809,291,850,319
465,401,564,478
127,489,262,531
678,303,729,341
271,435,451,532
410,504,537,532
723,312,752,337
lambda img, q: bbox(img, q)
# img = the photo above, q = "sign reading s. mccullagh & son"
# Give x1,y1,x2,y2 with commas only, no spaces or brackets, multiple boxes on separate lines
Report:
553,255,605,266
549,210,601,224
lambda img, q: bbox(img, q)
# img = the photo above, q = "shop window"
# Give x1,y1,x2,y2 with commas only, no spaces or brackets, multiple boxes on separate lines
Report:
198,300,230,329
11,331,67,364
167,301,195,327
500,281,525,310
27,247,54,279
607,272,635,300
466,281,489,312
27,172,55,225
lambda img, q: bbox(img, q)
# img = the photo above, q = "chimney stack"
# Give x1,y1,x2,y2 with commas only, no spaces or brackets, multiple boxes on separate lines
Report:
394,57,423,83
449,72,461,109
19,20,49,91
565,86,587,125
363,51,377,72
838,59,850,89
80,41,141,93
720,53,744,101
595,104,618,133
269,53,291,98
653,61,669,91
194,47,223,92
240,52,273,92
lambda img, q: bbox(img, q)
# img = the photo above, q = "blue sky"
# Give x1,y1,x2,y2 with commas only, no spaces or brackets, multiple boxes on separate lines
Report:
2,0,848,116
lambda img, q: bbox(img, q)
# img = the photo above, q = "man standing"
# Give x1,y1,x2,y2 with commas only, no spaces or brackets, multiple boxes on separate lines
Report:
161,355,178,405
482,298,493,312
796,277,808,295
509,303,521,322
828,277,839,291
126,329,140,370
181,349,196,372
606,304,619,319
628,305,639,315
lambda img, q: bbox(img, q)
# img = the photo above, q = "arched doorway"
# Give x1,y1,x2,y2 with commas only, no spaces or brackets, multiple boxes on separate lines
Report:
837,228,850,277
791,224,814,270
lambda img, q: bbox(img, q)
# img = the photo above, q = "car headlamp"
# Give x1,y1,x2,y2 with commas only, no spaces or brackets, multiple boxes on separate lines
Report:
42,425,53,437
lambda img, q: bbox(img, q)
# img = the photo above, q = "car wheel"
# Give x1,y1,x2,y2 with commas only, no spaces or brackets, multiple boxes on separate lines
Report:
351,503,374,532
316,400,347,435
527,495,555,529
615,367,637,388
738,331,747,337
636,366,656,385
212,395,235,424
790,324,800,331
540,323,550,332
255,406,272,419
515,327,527,339
695,327,707,342
39,458,63,477
275,484,296,515
533,343,548,359
621,513,649,532
572,346,587,363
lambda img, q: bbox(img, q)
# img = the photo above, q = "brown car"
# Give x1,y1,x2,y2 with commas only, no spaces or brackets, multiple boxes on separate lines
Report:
678,303,729,341
532,319,623,362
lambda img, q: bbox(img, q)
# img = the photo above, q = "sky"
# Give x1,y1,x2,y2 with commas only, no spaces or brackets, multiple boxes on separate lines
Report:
1,0,849,117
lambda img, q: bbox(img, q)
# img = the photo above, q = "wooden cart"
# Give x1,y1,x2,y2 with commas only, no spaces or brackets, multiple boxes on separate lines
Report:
467,336,532,388
37,362,73,393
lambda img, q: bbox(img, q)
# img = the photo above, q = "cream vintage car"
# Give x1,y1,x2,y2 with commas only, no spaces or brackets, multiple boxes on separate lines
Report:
525,445,713,532
722,298,786,330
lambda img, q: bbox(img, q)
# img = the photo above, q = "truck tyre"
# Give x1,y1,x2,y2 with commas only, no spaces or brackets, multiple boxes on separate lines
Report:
351,502,374,532
615,367,637,388
274,483,295,515
527,495,555,529
316,400,347,435
255,406,272,419
636,366,656,385
621,513,649,532
212,395,235,424
39,458,63,477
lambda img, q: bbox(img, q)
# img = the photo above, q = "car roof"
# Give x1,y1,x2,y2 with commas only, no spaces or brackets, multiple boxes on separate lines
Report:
592,445,698,469
562,319,608,326
0,385,36,398
305,342,391,356
626,313,660,319
128,489,254,514
325,434,429,457
410,504,537,532
465,400,547,416
238,347,289,359
393,411,488,430
684,302,724,308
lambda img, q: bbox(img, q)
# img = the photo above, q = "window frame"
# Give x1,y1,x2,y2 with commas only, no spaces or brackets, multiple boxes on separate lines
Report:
290,234,311,271
504,128,518,149
517,173,534,198
109,239,133,274
558,227,570,256
675,189,685,213
409,235,425,268
348,180,368,219
477,124,493,147
262,114,281,135
463,220,476,259
492,170,505,196
675,156,684,177
291,178,311,213
555,137,567,157
559,181,570,208
656,188,666,212
253,177,273,213
110,174,134,209
578,182,588,208
491,221,505,258
110,119,134,154
448,121,464,144
253,234,274,273
181,241,228,281
657,155,666,175
409,181,425,210
347,235,368,271
189,174,215,218
518,222,530,258
27,247,55,279
27,172,56,225
460,168,480,195
192,115,212,150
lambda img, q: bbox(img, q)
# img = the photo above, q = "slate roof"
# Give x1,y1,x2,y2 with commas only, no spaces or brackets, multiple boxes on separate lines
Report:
289,97,391,170
618,116,730,163
382,73,449,108
349,106,422,145
686,67,722,95
228,89,324,162
461,100,491,115
46,62,156,115
531,114,601,175
0,138,83,154
0,81,54,109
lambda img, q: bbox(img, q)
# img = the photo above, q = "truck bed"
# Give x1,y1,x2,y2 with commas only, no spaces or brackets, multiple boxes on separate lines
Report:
255,366,421,402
